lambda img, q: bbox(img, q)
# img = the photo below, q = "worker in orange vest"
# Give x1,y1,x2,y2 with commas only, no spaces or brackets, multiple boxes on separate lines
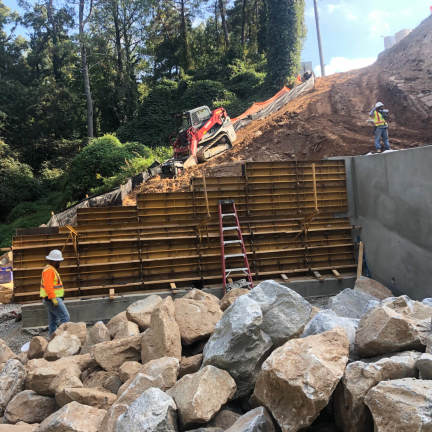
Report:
369,101,391,153
40,249,70,335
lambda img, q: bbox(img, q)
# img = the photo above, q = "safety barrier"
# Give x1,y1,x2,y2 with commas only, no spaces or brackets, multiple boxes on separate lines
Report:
12,160,355,302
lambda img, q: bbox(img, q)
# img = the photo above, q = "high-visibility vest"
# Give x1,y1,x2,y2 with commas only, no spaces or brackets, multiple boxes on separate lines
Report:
372,110,387,127
40,265,64,298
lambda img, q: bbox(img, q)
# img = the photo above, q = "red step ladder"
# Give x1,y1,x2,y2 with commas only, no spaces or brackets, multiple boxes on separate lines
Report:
218,200,253,293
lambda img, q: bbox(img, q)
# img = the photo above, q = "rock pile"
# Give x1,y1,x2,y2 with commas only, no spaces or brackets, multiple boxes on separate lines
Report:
0,278,431,432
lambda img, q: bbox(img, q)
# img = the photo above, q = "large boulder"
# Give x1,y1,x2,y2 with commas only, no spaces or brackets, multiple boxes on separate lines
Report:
36,401,106,432
141,297,182,363
91,335,141,371
101,358,179,431
118,361,144,383
365,378,432,431
203,281,312,397
225,407,275,432
53,322,87,345
208,409,241,429
112,321,140,339
168,365,236,427
28,337,48,360
174,297,223,345
126,295,163,329
4,390,56,424
219,288,249,311
0,425,38,431
0,338,17,363
0,359,26,415
82,370,122,394
354,276,393,300
183,289,220,304
252,328,349,431
81,322,111,353
355,296,432,357
179,354,203,378
115,387,178,432
422,298,432,307
416,353,432,379
56,387,117,409
329,288,379,319
301,309,359,357
334,350,421,432
44,333,82,360
106,312,130,339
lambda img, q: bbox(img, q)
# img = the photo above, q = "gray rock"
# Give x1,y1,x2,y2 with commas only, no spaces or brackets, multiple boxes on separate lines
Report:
0,360,26,415
115,387,178,432
226,407,275,432
247,280,312,345
208,409,241,429
329,288,379,319
188,429,224,432
422,298,432,307
202,295,273,398
203,280,312,397
302,309,359,357
416,353,432,379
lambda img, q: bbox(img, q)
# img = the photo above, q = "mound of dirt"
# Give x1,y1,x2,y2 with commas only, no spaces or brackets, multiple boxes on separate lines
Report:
125,15,432,203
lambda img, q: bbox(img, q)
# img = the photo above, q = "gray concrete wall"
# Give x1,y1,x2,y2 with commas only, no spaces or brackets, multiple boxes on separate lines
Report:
347,146,432,299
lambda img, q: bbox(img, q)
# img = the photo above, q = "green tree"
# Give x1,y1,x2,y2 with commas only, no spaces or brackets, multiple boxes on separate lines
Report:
266,0,306,90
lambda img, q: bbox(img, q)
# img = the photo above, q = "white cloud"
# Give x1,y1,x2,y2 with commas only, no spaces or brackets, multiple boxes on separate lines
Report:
326,2,358,21
368,9,391,37
314,56,377,77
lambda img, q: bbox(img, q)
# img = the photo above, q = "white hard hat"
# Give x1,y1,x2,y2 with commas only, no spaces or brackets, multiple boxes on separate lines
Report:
375,101,384,108
46,249,64,261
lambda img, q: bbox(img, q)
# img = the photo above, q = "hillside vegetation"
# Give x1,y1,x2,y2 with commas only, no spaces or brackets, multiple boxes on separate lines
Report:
0,0,306,246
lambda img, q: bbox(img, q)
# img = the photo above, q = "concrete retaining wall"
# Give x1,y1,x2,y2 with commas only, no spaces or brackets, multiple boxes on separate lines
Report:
348,146,432,299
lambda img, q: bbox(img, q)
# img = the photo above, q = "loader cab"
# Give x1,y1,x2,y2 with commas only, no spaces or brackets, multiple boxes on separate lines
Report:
180,106,212,131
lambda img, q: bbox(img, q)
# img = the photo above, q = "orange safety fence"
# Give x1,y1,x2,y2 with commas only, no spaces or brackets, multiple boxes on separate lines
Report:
231,86,291,124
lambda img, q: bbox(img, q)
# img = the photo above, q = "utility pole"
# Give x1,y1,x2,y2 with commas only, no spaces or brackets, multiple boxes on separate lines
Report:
313,0,325,76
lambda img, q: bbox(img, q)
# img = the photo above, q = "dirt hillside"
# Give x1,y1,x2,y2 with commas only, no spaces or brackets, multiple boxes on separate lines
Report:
125,15,432,202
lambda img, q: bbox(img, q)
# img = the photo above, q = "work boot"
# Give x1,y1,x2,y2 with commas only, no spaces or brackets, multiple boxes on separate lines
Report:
376,149,382,153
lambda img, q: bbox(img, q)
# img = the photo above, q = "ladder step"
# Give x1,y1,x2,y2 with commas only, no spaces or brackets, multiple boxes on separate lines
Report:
225,268,248,273
221,213,236,217
222,226,239,231
224,240,242,245
224,253,245,259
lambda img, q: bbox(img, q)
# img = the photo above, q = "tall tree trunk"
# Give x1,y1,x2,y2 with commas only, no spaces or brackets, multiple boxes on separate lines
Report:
218,0,229,48
214,1,220,45
79,0,94,137
111,0,125,122
47,0,61,81
179,0,191,71
241,0,247,52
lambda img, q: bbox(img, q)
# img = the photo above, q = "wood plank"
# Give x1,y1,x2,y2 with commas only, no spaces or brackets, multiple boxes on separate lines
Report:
357,241,364,278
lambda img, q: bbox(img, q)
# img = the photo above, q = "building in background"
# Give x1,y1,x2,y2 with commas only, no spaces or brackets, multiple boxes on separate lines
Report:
384,29,412,50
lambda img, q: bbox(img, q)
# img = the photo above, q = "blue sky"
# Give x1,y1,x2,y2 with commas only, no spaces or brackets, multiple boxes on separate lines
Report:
3,0,431,76
303,0,431,75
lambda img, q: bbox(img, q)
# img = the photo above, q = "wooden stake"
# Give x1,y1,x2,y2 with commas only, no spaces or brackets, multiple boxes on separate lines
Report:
313,270,324,280
109,288,115,300
332,269,342,280
357,241,364,278
281,273,290,282
170,282,176,291
312,163,319,212
202,175,210,218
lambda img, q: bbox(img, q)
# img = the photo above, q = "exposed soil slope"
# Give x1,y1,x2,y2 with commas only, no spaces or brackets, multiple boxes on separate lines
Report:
125,15,432,201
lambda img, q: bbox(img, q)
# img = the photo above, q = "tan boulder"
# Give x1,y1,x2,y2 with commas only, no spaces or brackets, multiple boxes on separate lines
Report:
106,312,130,339
37,400,106,432
179,354,203,378
141,297,182,363
0,338,17,363
219,288,249,311
365,378,432,432
53,322,87,344
183,289,220,304
117,357,179,395
253,328,349,431
91,335,141,371
356,296,431,357
112,320,140,339
25,357,83,396
209,409,241,429
0,424,38,432
334,350,421,432
44,333,81,360
126,295,163,329
225,407,275,432
56,387,117,409
174,297,223,345
83,370,122,394
28,337,48,360
354,276,393,299
0,359,26,416
4,390,56,424
118,361,144,383
168,365,236,427
81,322,110,353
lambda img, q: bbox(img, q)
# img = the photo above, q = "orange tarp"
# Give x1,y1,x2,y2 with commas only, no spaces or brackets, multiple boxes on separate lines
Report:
231,86,291,123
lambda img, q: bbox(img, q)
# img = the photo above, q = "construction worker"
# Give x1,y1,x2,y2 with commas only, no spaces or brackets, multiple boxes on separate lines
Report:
40,249,70,335
369,101,391,153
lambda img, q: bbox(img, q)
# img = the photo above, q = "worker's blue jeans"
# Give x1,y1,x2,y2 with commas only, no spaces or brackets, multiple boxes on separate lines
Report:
374,127,390,151
43,298,70,335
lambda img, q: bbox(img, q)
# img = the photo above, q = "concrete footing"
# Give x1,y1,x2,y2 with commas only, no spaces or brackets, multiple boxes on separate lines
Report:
21,275,356,328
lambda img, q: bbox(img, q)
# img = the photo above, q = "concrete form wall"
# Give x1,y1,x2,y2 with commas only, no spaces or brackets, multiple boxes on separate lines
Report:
347,146,432,299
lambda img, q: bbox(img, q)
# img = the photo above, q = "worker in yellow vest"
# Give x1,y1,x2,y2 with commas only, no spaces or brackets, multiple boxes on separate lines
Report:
369,101,391,153
40,249,70,335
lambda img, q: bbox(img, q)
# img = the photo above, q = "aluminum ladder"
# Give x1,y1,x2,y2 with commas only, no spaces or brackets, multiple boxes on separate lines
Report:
218,199,253,293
